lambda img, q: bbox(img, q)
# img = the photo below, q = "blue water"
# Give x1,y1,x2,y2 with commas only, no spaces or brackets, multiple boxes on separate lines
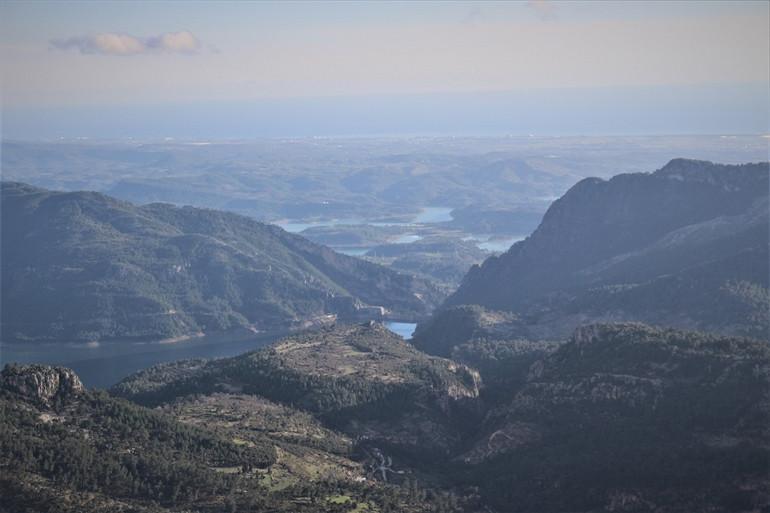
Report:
276,207,450,256
384,322,418,340
477,236,524,253
1,332,283,389
336,247,371,256
299,233,420,257
2,324,419,388
2,204,467,388
276,206,453,235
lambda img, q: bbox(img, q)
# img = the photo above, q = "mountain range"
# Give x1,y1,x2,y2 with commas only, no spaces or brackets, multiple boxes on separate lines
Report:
443,159,769,340
2,158,769,512
3,320,767,512
1,182,441,344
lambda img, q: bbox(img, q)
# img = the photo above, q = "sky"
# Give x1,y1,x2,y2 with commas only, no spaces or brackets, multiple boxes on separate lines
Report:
1,0,768,139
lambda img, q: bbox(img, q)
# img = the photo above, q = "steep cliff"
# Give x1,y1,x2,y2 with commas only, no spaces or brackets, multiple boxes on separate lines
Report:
444,160,769,338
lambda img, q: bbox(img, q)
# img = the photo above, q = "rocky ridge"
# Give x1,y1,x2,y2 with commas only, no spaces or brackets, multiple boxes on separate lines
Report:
0,364,84,406
442,159,769,339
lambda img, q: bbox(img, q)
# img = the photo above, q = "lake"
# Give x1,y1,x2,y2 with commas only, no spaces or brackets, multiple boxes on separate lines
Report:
277,207,525,256
384,321,417,340
277,207,449,256
336,247,371,256
276,206,453,234
336,234,422,256
1,322,419,389
0,331,285,389
0,204,486,389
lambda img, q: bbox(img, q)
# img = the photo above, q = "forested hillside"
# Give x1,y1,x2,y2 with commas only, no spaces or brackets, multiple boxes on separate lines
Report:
1,182,442,344
0,362,459,513
4,318,768,512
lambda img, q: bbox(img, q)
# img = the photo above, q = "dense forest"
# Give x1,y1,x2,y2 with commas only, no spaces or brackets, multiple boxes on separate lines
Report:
0,363,466,513
3,320,768,512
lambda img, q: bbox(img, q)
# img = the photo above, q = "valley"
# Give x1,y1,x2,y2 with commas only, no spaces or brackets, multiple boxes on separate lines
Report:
1,322,417,388
1,154,768,512
1,181,444,346
2,2,768,511
4,135,767,290
2,320,767,512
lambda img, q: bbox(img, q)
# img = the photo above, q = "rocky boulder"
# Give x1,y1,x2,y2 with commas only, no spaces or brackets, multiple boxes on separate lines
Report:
0,364,84,406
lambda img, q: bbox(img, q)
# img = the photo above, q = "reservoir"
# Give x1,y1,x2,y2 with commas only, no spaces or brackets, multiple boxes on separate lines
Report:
2,322,420,389
384,321,418,340
276,206,453,234
0,331,283,389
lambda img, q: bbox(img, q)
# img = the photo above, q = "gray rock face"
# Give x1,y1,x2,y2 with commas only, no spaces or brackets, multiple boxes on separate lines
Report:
443,159,769,339
1,364,84,405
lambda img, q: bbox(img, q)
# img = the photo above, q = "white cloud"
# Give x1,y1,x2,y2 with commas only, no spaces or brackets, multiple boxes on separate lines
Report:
5,12,762,109
50,31,200,56
147,31,200,53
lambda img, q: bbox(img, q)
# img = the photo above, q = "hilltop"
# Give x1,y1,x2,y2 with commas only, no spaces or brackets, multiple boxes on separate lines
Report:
113,322,481,456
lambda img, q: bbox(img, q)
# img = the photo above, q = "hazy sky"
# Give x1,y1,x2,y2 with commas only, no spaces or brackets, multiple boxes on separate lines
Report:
1,1,768,138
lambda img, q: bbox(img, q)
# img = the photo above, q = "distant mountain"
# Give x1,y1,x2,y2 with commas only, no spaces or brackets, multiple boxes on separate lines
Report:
0,139,584,221
366,237,490,288
444,159,769,339
1,182,442,344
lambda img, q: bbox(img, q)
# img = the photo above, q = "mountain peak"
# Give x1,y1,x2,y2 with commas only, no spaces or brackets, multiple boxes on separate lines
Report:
442,160,769,339
658,157,712,172
655,158,768,186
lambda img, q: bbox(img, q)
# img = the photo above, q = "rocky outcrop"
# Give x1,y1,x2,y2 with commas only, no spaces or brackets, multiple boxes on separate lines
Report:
0,364,84,406
441,159,769,339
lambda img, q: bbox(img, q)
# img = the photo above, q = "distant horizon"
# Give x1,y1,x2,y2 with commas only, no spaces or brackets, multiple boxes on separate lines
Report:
3,83,768,140
4,134,770,143
2,1,767,140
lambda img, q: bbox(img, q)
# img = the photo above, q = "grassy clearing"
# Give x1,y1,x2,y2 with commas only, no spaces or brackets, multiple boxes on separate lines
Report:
327,494,352,504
